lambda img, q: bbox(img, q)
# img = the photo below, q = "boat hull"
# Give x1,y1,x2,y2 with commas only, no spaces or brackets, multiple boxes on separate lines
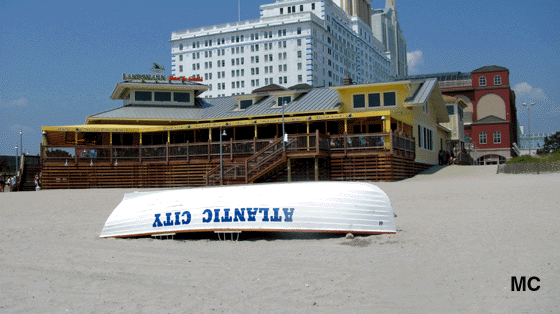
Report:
99,181,396,238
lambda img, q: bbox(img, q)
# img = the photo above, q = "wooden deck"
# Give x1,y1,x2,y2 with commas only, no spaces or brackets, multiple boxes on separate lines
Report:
40,131,425,189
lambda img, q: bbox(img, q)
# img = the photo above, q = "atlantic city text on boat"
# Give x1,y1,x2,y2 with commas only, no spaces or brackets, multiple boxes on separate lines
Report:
152,208,296,228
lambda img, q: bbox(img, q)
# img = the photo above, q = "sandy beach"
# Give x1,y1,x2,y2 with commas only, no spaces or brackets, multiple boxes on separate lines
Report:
1,165,558,313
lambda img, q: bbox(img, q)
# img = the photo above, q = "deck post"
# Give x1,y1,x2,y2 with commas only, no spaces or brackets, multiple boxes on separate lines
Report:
287,157,291,182
390,132,394,155
344,132,348,155
315,129,320,154
186,140,190,163
230,138,233,161
314,157,319,181
166,142,169,165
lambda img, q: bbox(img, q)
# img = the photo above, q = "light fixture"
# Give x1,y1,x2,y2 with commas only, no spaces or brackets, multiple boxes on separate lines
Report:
114,159,118,166
381,116,386,120
90,160,93,167
65,160,68,167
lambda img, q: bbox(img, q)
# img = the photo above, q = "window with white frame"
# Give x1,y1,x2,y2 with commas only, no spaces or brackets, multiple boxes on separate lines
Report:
479,76,487,86
480,131,487,144
494,75,502,85
417,125,434,151
493,131,501,144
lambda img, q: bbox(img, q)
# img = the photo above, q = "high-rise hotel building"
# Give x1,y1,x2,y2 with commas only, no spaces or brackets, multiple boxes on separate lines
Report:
170,0,407,98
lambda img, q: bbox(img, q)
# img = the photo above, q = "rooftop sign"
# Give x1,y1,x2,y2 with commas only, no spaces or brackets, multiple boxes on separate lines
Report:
122,73,203,82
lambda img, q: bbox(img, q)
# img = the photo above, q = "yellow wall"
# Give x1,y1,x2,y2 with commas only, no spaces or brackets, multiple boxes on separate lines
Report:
412,90,450,165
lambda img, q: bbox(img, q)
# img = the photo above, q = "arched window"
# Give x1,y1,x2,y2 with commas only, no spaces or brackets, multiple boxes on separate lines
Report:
493,131,501,144
479,131,487,144
494,75,502,85
479,76,487,86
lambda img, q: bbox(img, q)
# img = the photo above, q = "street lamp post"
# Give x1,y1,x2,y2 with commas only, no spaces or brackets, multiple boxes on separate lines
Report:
19,130,23,159
282,99,287,152
219,128,227,183
15,145,19,175
522,102,536,155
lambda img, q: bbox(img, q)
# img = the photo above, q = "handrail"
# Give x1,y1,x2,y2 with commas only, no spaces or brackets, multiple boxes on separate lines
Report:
42,132,417,166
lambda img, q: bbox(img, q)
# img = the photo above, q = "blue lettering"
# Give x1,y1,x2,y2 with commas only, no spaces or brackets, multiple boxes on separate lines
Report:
270,208,282,222
153,213,163,227
163,213,174,226
174,212,181,225
234,208,245,222
181,211,191,225
247,208,258,221
221,208,233,222
259,208,270,222
202,209,212,223
282,208,295,222
213,209,221,223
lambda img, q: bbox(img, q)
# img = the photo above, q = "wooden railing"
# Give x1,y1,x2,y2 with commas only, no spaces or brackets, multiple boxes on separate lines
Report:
42,132,416,166
245,137,285,183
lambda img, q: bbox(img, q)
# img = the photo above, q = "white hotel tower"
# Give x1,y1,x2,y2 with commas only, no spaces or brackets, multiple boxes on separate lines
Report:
170,0,407,98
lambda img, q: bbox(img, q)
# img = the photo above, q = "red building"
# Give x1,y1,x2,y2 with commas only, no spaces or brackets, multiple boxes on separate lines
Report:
405,66,518,164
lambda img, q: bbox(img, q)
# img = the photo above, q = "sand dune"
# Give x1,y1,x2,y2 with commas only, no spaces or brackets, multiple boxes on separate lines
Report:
1,165,558,313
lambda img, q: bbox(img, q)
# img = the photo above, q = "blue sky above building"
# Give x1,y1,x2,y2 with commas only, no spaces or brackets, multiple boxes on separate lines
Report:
1,0,558,155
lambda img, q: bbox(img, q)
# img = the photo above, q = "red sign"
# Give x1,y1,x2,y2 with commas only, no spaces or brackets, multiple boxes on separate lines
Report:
169,75,204,82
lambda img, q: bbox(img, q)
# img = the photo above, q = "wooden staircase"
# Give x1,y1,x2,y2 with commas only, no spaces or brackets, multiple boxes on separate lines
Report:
204,137,288,186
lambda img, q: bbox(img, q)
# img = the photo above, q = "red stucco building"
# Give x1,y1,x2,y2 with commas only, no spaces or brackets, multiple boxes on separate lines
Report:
405,65,518,164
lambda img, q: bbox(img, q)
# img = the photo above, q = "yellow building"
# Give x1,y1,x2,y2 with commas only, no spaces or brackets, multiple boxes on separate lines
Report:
40,75,450,189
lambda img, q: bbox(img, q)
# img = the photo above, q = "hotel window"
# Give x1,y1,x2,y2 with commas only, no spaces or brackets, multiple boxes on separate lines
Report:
135,91,152,101
479,76,487,86
232,82,235,89
494,75,502,85
298,75,303,82
179,44,183,50
384,92,396,107
280,8,283,14
297,51,302,58
256,79,259,86
297,39,302,46
300,5,303,11
283,64,287,72
493,131,501,144
173,92,190,103
179,65,183,72
479,132,487,144
312,3,315,10
297,63,302,70
179,55,183,61
368,93,380,107
353,94,365,108
288,6,291,13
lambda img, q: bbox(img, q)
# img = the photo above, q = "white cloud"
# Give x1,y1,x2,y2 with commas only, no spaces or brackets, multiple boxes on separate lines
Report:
513,82,548,101
0,97,28,108
407,50,423,74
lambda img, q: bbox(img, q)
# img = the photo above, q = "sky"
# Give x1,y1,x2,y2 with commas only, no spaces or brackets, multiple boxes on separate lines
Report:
1,0,559,156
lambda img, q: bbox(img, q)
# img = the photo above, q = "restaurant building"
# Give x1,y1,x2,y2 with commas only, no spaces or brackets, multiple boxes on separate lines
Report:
40,73,450,189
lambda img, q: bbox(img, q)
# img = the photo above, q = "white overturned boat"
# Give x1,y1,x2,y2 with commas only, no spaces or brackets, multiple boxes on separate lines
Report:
99,181,396,238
